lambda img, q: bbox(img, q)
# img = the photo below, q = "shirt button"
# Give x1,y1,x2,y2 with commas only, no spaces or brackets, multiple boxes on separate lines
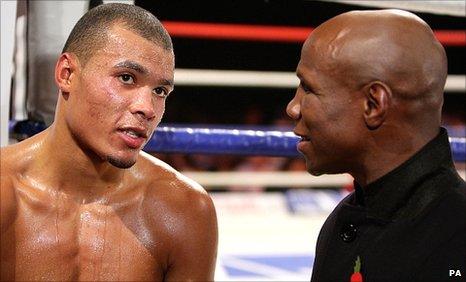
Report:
340,223,357,242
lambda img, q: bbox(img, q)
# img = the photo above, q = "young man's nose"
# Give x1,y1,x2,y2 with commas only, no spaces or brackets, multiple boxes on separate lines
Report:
129,89,157,120
286,93,301,120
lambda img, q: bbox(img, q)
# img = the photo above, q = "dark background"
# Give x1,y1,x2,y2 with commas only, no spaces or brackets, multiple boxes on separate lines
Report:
136,0,465,126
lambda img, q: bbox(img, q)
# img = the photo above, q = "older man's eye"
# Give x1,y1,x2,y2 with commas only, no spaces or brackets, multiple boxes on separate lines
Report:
153,87,168,98
300,81,312,94
118,74,134,84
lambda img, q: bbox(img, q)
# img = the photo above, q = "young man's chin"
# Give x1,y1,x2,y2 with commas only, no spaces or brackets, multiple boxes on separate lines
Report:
107,155,137,169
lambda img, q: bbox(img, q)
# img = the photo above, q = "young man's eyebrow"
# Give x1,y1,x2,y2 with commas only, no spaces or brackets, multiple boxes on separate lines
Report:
114,60,149,74
115,60,174,89
160,79,174,88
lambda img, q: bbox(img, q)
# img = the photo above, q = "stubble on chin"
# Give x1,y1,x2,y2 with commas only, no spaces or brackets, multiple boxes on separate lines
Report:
106,155,137,169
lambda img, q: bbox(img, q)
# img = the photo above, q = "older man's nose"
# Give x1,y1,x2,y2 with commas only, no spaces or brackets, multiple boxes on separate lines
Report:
286,96,301,120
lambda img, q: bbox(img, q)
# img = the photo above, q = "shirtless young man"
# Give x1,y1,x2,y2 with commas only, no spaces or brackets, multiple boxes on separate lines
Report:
1,3,218,281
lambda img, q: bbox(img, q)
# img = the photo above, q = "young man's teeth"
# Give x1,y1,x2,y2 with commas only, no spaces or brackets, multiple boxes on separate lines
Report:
125,130,138,138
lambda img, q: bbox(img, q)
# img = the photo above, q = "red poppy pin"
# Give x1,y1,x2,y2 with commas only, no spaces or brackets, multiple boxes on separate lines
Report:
350,256,363,282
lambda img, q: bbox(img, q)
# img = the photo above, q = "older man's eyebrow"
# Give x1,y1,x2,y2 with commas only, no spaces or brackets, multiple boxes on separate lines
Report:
114,60,149,74
296,72,318,93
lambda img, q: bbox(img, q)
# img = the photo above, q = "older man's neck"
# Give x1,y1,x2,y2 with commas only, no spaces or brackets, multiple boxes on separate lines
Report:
352,128,439,186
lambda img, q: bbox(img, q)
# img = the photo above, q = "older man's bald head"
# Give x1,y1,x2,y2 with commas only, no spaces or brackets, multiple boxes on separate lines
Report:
307,9,447,96
303,9,447,127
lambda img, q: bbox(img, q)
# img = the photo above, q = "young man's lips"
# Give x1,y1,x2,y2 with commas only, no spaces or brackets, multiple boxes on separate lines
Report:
117,130,146,149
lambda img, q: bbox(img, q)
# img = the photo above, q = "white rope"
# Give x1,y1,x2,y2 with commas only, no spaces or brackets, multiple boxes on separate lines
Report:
182,170,465,188
103,0,134,4
174,69,466,93
182,171,353,187
318,0,466,17
175,69,297,88
445,75,466,93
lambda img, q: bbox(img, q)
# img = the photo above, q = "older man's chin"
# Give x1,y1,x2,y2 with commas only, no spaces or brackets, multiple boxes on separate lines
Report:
307,168,325,177
305,160,324,176
305,158,336,177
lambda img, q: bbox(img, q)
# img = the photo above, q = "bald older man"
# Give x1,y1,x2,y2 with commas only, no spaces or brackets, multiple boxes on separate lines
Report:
287,9,466,281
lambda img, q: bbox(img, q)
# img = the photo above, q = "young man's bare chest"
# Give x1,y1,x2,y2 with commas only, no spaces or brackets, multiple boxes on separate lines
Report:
1,180,165,281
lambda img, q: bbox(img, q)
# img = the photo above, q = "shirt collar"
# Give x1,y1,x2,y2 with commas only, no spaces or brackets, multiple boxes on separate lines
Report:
353,128,455,222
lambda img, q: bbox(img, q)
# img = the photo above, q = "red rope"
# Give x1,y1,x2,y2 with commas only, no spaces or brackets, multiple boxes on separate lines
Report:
434,30,466,46
162,21,465,46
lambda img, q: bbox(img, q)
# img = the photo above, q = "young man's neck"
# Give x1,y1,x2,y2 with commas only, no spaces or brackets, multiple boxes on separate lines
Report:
34,123,128,203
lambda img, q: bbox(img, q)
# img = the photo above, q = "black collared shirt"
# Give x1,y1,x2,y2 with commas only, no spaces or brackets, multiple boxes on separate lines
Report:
311,128,466,282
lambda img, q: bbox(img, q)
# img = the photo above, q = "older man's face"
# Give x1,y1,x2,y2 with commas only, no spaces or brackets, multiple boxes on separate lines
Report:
286,39,365,176
65,24,174,168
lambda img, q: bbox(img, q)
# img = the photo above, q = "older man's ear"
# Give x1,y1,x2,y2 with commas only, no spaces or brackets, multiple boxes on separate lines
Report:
363,81,391,130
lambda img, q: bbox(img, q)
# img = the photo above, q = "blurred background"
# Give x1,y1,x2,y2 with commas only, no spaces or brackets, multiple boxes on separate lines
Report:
1,0,465,280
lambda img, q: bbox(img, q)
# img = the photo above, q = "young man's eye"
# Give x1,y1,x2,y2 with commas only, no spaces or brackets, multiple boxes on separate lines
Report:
118,74,134,84
152,87,168,98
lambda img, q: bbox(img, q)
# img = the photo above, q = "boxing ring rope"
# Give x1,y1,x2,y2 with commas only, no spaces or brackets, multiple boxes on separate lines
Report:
153,127,466,186
183,170,466,187
137,126,466,186
162,21,466,46
165,18,465,93
9,122,466,186
146,126,466,161
321,0,466,17
10,121,466,161
147,126,298,157
174,69,466,93
182,171,353,188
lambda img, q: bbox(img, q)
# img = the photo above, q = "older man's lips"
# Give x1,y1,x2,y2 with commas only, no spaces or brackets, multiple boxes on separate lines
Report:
295,132,311,152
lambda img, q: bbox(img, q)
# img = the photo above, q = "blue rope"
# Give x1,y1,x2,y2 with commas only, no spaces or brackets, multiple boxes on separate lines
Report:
147,126,466,161
146,126,300,157
8,121,466,161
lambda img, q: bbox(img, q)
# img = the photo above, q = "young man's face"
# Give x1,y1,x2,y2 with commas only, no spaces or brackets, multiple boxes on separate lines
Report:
286,39,365,176
65,24,174,168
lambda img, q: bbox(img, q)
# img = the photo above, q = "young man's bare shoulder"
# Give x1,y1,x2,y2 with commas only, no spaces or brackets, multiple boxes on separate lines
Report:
0,143,24,233
136,151,214,213
137,151,204,191
1,140,31,180
136,152,217,251
1,133,44,173
1,135,47,231
2,142,23,169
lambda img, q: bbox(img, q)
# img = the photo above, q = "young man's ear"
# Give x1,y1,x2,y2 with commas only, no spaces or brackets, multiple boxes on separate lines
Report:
55,53,78,94
363,81,391,130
